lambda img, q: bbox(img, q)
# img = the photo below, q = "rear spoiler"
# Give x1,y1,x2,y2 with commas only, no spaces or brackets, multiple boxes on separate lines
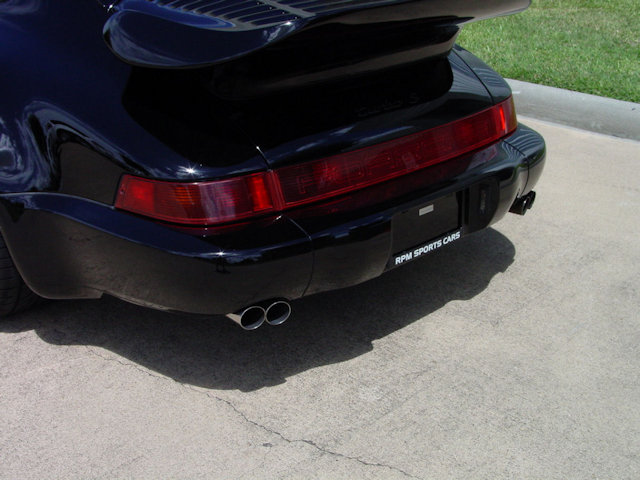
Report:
103,0,530,68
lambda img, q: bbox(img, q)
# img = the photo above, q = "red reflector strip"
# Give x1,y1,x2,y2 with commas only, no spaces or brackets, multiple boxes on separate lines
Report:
115,98,517,226
276,97,517,207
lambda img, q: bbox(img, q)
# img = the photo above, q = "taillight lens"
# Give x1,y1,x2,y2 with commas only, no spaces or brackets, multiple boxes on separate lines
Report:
115,98,517,226
115,172,276,225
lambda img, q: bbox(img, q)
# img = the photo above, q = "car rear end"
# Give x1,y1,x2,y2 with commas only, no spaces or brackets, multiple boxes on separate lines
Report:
1,0,545,325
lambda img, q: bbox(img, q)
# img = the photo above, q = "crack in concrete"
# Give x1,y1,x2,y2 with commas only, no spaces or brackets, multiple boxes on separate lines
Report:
84,346,423,480
190,385,423,480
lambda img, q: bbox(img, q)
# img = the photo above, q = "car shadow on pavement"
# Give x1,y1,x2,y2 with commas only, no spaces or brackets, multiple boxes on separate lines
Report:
1,228,514,392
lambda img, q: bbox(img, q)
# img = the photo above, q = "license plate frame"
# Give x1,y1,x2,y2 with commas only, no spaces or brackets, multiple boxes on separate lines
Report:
388,192,462,269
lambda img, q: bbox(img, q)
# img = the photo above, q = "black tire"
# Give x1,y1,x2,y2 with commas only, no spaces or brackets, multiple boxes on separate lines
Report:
0,233,41,316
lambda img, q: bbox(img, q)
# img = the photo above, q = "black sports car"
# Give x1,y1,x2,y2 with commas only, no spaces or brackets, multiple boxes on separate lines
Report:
0,0,545,329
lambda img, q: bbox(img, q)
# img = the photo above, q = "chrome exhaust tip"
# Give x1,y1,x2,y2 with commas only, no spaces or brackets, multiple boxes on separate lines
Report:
265,300,291,326
226,306,266,330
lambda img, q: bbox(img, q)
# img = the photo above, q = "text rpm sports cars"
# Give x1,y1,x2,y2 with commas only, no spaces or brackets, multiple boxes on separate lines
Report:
0,0,545,329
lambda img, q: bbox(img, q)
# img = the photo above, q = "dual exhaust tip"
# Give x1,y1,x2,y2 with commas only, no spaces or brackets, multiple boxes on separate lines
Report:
226,300,291,330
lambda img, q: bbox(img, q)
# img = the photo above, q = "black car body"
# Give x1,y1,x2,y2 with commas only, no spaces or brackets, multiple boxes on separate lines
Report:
0,0,545,328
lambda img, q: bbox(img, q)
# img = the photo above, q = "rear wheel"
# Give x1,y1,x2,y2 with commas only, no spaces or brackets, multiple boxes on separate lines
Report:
0,234,40,316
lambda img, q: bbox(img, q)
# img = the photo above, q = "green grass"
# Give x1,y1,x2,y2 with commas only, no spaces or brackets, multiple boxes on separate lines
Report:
458,0,640,102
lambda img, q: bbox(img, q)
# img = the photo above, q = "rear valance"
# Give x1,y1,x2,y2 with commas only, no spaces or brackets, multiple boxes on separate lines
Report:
103,0,530,68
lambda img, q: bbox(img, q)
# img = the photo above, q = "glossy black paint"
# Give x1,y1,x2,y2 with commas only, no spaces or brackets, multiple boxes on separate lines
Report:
104,0,530,68
0,0,267,192
0,0,544,316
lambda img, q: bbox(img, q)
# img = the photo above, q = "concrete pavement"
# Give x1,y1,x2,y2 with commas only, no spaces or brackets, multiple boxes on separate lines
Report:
1,118,640,479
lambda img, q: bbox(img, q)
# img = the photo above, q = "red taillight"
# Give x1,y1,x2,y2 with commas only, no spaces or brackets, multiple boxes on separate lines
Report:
115,98,517,225
115,172,276,225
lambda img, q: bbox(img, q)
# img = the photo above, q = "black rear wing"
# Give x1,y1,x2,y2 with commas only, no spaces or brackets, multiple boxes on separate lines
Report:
104,0,530,68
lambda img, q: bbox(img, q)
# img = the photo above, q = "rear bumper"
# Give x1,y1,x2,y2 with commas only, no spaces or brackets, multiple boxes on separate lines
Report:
0,124,545,315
